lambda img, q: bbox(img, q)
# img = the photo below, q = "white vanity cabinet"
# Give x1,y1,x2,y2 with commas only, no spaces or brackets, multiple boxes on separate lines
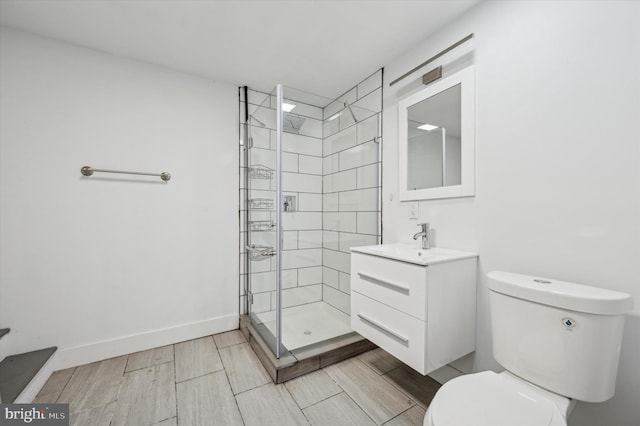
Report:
350,245,478,375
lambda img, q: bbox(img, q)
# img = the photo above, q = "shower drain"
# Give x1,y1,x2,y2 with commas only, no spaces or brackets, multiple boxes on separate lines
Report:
304,331,312,335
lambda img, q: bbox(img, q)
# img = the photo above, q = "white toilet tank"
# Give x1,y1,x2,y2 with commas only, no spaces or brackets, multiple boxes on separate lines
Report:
488,271,633,403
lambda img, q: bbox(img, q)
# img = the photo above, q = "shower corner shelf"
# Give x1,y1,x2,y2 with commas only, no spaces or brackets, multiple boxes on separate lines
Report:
249,198,274,210
247,244,276,261
249,164,273,180
249,220,275,232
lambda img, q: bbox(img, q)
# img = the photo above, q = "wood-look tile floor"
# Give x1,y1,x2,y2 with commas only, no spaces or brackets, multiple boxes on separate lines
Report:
34,332,441,425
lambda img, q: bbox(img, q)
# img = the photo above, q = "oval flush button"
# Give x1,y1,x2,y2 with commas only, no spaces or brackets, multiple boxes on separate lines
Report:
562,318,576,328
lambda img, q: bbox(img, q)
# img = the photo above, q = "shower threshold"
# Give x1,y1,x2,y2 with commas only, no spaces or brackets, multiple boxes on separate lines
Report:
241,302,375,383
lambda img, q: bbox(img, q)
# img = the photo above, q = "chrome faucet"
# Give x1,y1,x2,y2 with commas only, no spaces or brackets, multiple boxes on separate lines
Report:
413,223,431,249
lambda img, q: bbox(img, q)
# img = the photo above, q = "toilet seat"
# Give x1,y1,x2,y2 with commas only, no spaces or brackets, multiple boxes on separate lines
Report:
427,371,567,426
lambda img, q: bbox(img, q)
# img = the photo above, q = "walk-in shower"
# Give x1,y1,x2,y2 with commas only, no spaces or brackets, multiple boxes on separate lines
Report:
239,71,382,379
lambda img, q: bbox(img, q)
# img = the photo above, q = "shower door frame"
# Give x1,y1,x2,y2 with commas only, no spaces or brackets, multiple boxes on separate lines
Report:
274,84,283,358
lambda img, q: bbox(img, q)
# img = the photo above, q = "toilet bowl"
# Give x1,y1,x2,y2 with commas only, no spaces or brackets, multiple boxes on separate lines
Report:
423,271,632,426
423,371,573,426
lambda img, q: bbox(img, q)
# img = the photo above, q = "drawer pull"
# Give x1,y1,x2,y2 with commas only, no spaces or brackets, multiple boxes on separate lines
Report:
357,314,409,345
357,272,410,294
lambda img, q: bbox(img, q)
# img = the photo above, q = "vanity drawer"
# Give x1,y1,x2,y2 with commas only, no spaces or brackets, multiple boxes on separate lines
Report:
351,253,427,320
351,291,426,374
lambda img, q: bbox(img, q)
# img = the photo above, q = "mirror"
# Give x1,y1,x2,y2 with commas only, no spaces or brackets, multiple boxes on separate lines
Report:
398,66,475,201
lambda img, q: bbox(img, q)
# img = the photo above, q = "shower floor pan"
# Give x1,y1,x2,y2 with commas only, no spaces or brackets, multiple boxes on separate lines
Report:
256,302,352,350
241,301,375,383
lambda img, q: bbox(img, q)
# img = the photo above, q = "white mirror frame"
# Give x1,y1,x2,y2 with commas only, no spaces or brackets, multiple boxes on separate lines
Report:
398,65,475,201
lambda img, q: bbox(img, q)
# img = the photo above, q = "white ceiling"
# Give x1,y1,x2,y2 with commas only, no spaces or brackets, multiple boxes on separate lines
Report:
0,0,479,100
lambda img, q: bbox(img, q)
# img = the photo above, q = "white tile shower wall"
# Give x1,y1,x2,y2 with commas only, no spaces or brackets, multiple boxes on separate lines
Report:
356,212,380,235
339,188,379,212
321,71,382,316
322,285,351,315
323,169,357,193
323,212,357,233
322,231,340,251
338,233,378,253
281,248,323,270
298,266,323,286
297,193,322,211
282,172,322,193
299,155,323,175
357,114,380,145
323,153,340,175
282,212,323,230
323,267,339,290
322,249,351,274
283,133,323,156
283,231,298,250
323,193,339,212
282,152,299,172
251,271,297,294
339,140,379,171
241,89,325,314
338,272,351,293
298,230,323,248
273,284,323,310
324,126,357,156
356,163,379,189
352,88,382,121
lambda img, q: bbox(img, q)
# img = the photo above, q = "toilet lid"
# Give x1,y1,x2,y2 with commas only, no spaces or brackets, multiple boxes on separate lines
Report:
430,371,565,426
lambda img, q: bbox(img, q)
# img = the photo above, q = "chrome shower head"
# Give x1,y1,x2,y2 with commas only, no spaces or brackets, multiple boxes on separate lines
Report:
283,113,306,134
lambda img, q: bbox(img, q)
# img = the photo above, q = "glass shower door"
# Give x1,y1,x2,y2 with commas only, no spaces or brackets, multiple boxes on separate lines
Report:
246,86,286,358
243,71,383,362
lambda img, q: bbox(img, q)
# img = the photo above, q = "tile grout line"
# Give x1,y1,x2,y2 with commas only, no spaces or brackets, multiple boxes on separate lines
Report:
215,340,249,351
378,365,425,411
339,390,379,426
52,366,77,404
319,366,383,426
215,336,247,426
385,403,425,426
353,357,419,412
231,379,274,398
173,367,224,384
280,376,311,425
123,353,133,376
223,368,246,426
293,387,343,411
43,339,421,426
173,344,179,426
358,353,401,377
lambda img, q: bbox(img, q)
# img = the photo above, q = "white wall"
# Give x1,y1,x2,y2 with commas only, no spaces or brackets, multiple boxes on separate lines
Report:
382,2,640,425
0,28,239,378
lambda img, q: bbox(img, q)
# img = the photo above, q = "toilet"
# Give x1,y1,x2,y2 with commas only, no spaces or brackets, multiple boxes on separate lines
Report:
424,270,633,426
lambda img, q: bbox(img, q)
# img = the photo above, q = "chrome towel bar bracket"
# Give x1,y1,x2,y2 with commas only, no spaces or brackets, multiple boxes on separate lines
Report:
81,166,171,181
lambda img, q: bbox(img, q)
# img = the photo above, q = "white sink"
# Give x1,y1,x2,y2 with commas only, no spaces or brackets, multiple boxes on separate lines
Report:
351,243,477,266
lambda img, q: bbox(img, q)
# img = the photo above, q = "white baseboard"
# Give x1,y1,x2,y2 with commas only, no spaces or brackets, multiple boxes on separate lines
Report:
15,314,239,403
